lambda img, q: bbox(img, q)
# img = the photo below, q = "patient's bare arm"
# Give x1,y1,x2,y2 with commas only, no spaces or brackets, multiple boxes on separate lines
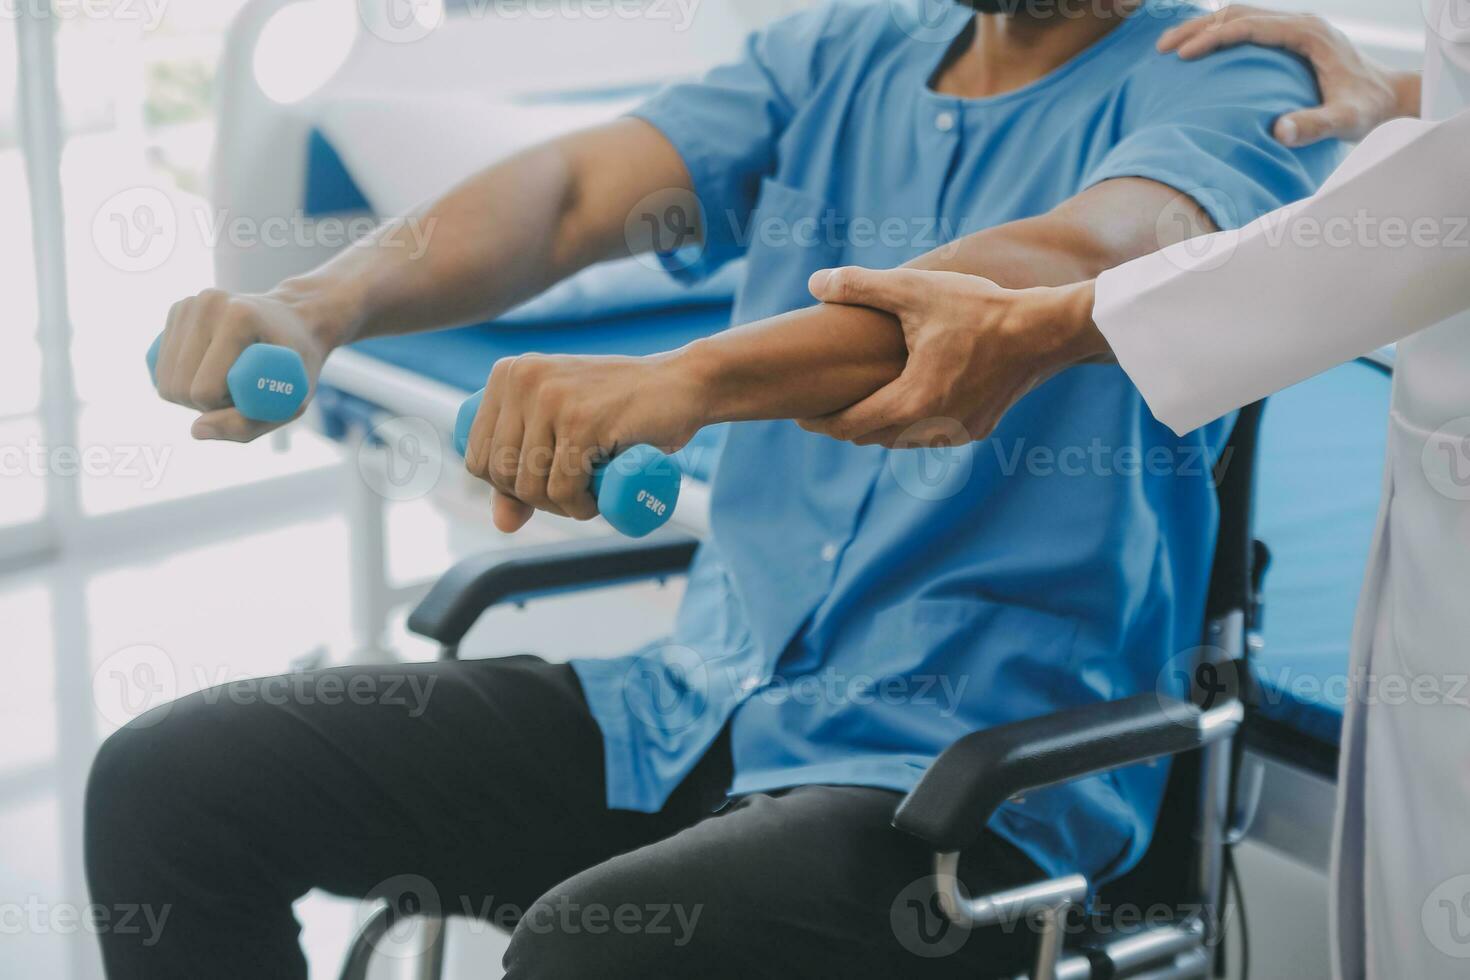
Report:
300,120,696,342
151,119,699,442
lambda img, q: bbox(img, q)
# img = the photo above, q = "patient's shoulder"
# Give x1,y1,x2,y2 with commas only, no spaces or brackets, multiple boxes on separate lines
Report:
1123,0,1320,104
1109,3,1343,196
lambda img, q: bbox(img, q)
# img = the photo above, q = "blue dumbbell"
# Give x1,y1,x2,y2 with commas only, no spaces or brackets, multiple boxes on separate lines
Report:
455,388,681,538
146,335,309,424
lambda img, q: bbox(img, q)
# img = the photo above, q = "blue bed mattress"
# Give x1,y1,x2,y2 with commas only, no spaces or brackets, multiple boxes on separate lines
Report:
349,302,735,388
1250,358,1391,748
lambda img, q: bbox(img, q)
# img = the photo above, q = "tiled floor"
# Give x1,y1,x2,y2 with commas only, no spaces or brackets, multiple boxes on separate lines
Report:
0,478,684,979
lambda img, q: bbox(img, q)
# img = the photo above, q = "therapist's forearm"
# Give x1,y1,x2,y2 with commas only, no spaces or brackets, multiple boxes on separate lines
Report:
678,177,1204,424
268,119,692,348
1093,108,1470,436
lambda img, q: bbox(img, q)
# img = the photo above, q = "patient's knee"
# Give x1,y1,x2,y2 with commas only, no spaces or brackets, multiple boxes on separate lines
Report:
502,881,715,980
85,688,253,859
89,707,180,825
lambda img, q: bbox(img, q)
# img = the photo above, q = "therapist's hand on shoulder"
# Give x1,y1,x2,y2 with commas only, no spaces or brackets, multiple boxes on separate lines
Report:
799,268,1107,448
1157,5,1421,146
462,353,707,533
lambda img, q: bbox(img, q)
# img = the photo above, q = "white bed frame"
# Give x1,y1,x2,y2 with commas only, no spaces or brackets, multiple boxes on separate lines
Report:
210,0,778,655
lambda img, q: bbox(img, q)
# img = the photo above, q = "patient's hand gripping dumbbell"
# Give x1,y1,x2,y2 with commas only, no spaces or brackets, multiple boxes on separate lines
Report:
454,388,682,539
146,335,309,424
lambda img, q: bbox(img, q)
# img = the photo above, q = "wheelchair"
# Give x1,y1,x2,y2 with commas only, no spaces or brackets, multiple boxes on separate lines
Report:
339,401,1271,980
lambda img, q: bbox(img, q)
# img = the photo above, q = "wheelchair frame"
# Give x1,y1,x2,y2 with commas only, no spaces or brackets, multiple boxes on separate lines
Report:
338,400,1272,980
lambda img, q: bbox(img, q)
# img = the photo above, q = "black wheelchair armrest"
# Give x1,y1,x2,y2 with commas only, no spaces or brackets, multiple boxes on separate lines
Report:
893,693,1243,852
407,530,701,647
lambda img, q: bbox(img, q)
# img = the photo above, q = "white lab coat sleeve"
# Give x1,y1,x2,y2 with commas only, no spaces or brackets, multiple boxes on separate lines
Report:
1093,107,1470,436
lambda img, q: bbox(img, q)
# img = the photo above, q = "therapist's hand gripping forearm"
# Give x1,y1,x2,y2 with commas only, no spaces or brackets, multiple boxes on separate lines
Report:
798,272,1107,447
794,174,1213,447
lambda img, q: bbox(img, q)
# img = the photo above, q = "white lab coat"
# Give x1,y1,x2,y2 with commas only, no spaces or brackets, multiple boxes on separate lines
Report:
1092,5,1470,976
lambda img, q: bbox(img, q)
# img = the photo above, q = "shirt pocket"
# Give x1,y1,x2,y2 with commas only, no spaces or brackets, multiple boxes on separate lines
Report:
731,177,844,325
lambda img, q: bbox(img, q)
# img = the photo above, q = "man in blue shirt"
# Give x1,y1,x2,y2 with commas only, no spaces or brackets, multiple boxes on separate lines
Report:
95,1,1337,977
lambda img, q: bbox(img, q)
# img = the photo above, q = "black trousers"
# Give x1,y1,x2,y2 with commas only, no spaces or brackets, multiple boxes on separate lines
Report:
85,654,1044,979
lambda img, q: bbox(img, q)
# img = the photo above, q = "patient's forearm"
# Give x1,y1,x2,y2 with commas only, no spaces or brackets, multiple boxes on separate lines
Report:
680,177,1212,425
677,304,909,423
271,119,692,347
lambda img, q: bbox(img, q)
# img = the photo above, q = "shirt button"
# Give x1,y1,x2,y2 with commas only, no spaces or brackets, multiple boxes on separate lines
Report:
934,110,957,133
820,542,840,563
